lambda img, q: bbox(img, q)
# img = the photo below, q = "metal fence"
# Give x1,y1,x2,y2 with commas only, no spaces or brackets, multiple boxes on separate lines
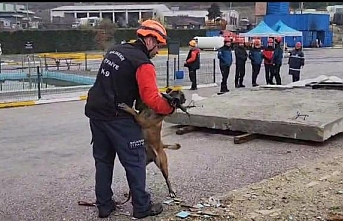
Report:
0,53,220,103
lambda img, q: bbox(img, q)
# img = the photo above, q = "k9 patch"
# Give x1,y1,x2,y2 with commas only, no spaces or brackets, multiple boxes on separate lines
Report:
128,139,145,149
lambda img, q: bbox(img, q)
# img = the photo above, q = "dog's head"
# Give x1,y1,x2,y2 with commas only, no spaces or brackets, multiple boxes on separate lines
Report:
165,87,187,105
135,87,187,114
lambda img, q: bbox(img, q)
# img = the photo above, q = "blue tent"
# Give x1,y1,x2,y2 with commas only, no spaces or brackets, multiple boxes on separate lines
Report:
272,20,303,47
240,20,282,37
272,20,302,36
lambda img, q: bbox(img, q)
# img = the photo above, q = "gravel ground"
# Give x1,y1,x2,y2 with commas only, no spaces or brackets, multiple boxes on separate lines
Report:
1,94,343,221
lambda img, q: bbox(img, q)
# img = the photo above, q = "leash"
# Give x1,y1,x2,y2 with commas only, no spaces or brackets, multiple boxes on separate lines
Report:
78,199,126,207
78,200,97,207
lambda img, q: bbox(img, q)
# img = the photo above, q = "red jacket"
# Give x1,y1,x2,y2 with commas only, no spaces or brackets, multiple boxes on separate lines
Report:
136,63,174,115
262,47,274,64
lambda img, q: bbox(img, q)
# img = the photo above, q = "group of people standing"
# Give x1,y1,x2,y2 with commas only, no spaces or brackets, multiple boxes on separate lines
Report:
184,36,305,93
216,36,286,93
217,36,305,93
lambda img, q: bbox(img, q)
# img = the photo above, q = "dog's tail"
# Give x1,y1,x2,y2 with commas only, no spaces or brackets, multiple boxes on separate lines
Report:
163,143,181,150
118,191,131,205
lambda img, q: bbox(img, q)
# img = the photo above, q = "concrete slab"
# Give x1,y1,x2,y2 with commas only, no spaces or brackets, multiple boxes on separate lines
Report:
165,88,343,142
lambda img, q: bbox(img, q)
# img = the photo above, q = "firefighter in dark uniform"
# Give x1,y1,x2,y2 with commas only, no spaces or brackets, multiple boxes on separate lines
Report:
234,38,248,88
271,36,283,85
85,20,174,219
248,39,263,87
262,38,275,85
184,40,200,90
288,41,305,82
217,36,233,93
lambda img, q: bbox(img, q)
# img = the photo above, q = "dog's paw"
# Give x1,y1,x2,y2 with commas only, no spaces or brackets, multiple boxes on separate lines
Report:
117,103,129,110
169,191,177,198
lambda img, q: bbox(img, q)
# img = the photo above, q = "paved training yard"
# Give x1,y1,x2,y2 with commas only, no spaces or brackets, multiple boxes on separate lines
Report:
1,48,343,220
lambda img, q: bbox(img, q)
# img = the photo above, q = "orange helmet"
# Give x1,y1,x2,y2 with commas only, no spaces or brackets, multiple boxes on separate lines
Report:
136,19,167,45
295,41,302,49
189,40,197,47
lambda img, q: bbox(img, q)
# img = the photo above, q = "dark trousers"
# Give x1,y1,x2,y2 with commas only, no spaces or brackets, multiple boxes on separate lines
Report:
264,64,273,84
90,118,151,214
219,64,230,91
235,62,246,87
289,70,301,82
251,64,261,85
271,64,282,85
188,68,197,89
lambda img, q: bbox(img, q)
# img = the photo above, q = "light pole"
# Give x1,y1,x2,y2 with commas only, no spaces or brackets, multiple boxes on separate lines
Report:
229,2,232,30
300,2,304,14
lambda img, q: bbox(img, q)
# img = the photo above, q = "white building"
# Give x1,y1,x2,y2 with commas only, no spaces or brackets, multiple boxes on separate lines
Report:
50,4,239,28
0,3,40,29
50,4,171,24
326,5,343,22
162,8,239,22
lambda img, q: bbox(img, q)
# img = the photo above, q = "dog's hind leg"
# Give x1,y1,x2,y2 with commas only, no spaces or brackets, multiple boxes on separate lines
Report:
154,147,176,198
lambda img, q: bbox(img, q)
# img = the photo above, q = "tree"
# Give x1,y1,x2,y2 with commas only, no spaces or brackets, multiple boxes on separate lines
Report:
207,3,222,21
95,18,117,51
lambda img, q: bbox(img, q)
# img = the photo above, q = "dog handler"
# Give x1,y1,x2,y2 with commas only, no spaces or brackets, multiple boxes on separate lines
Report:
85,19,175,219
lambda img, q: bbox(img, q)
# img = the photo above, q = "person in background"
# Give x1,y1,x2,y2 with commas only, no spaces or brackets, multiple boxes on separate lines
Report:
262,38,275,85
248,39,263,87
184,39,201,90
288,41,305,82
271,36,283,85
234,38,248,88
217,36,233,93
84,19,174,219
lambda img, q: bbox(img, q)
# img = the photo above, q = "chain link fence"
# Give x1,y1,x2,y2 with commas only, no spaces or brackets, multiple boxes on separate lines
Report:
0,52,221,103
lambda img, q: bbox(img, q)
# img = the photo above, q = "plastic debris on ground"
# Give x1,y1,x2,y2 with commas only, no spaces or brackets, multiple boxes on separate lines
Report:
162,196,236,220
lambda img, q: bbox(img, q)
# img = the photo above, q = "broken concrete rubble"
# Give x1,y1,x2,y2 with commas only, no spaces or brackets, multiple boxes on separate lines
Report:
166,83,343,142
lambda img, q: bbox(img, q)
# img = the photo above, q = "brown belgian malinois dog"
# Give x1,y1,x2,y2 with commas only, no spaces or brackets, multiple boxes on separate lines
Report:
117,88,188,204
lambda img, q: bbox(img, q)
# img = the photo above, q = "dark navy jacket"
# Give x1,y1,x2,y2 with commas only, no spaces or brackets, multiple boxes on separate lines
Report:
234,46,248,64
85,41,151,120
272,44,283,65
248,47,263,65
217,45,233,66
288,49,305,72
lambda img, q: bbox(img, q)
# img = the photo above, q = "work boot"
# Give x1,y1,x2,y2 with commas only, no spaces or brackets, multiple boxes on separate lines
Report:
234,78,239,88
239,81,245,88
220,85,229,93
133,203,163,219
98,200,116,218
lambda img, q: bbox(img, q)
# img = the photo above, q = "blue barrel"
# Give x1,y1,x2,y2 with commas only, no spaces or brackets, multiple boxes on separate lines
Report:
267,2,290,15
175,70,184,79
